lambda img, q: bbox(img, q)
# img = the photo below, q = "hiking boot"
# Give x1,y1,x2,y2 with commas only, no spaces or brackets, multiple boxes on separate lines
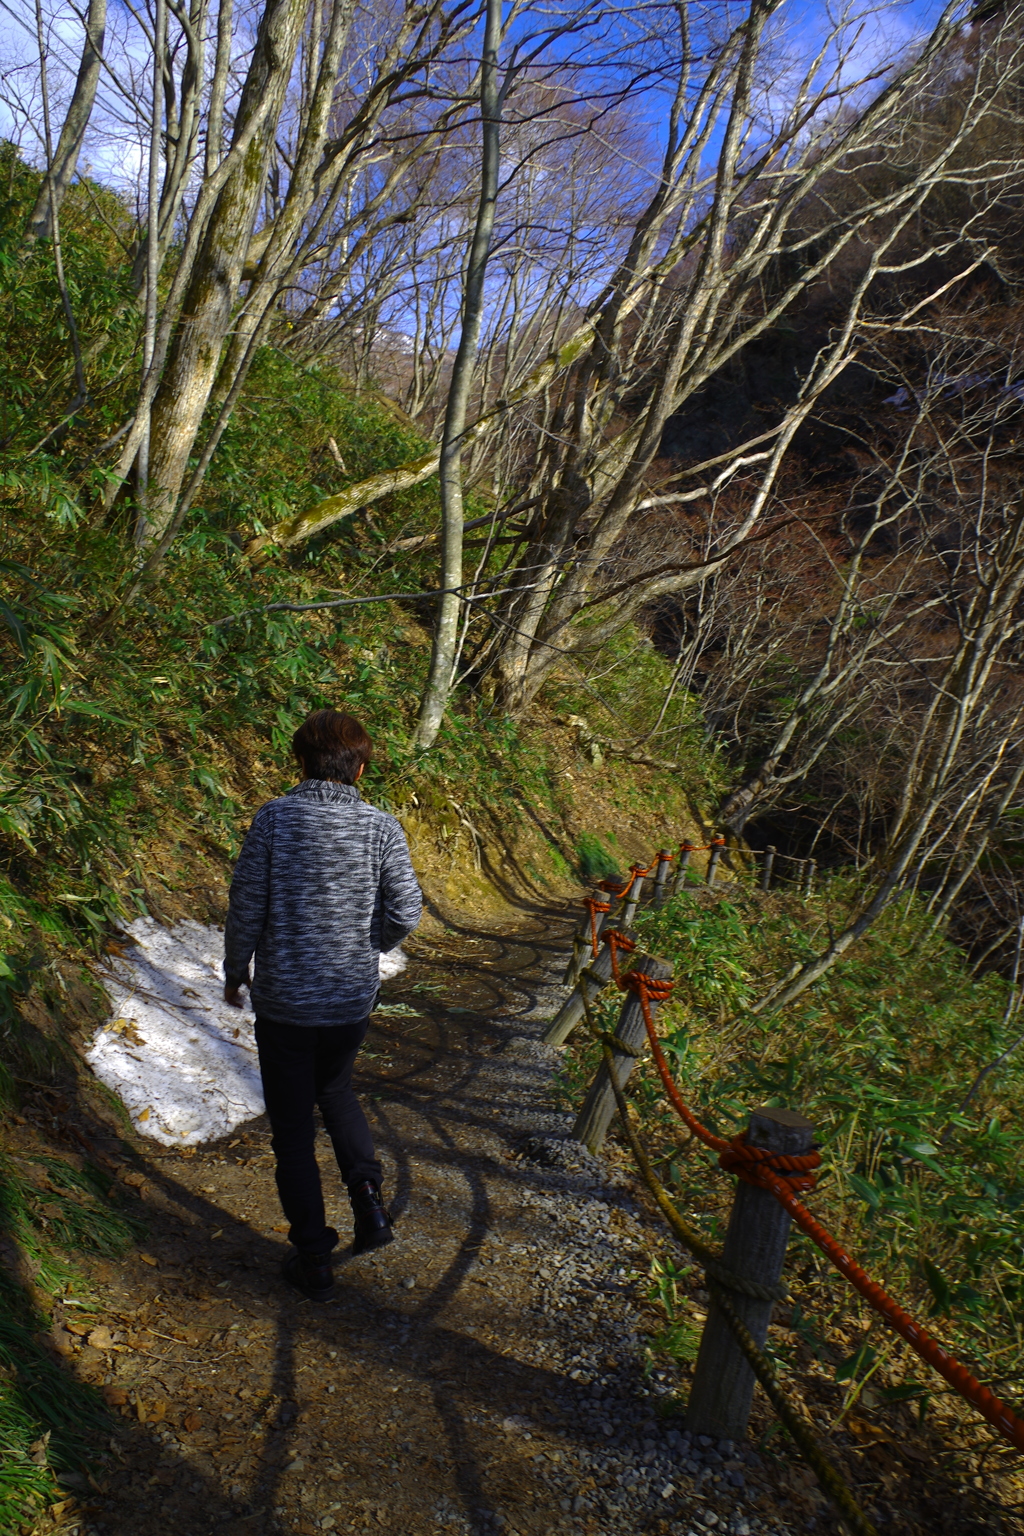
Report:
282,1249,335,1302
350,1180,394,1255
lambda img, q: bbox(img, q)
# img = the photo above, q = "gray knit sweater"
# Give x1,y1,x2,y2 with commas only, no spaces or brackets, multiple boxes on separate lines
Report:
223,779,422,1026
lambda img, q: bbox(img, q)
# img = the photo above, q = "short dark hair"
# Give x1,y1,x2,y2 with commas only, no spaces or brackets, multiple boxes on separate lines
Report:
292,709,373,784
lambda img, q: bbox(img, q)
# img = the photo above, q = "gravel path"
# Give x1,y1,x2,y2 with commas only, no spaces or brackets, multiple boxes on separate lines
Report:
52,904,803,1536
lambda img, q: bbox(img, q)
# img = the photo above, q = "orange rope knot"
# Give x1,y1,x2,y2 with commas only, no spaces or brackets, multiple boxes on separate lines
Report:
657,849,674,862
597,862,656,901
719,1134,821,1195
600,927,635,985
624,969,675,1005
622,970,675,1046
582,896,611,957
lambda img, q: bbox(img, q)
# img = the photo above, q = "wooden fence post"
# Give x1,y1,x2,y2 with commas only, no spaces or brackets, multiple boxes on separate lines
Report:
653,851,673,907
760,845,775,892
543,924,630,1047
563,933,585,988
673,844,693,895
802,859,817,898
621,871,645,927
562,922,586,988
562,893,610,987
572,954,673,1153
685,1106,815,1441
706,837,725,885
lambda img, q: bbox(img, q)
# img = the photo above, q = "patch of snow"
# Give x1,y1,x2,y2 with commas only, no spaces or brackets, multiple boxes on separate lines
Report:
378,946,408,981
87,918,407,1147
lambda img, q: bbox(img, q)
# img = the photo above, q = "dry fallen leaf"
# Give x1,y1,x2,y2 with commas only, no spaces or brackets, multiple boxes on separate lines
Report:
183,1411,202,1432
136,1398,168,1425
87,1326,114,1352
139,1253,158,1266
137,1107,151,1122
51,1326,75,1357
108,1018,146,1045
102,1385,129,1407
846,1416,892,1444
272,1224,289,1233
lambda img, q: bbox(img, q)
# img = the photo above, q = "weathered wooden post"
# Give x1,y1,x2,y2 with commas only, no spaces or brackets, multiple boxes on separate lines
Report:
621,868,646,927
544,924,632,1047
760,845,776,892
563,894,612,987
685,1106,815,1440
572,954,673,1153
652,850,673,907
673,843,694,895
563,934,584,988
706,836,726,885
802,859,817,898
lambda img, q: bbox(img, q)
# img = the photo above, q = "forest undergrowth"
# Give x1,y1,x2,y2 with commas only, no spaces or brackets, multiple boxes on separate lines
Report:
552,877,1024,1506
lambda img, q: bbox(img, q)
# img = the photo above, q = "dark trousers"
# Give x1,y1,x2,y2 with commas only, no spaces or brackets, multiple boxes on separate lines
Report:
254,1017,381,1255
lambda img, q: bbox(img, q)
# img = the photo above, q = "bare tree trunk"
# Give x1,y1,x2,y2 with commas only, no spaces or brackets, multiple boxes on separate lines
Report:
413,0,503,750
205,0,233,179
136,0,308,549
30,0,85,417
22,0,106,246
135,0,166,539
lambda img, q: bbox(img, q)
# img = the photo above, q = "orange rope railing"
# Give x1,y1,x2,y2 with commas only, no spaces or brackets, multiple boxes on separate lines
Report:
582,896,610,958
601,926,635,984
621,967,1024,1456
597,860,656,900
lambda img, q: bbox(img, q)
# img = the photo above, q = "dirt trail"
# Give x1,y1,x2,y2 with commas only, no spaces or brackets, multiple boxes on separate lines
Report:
45,904,791,1536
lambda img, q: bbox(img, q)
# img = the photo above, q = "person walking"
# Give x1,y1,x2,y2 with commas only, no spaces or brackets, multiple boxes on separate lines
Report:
223,708,422,1301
